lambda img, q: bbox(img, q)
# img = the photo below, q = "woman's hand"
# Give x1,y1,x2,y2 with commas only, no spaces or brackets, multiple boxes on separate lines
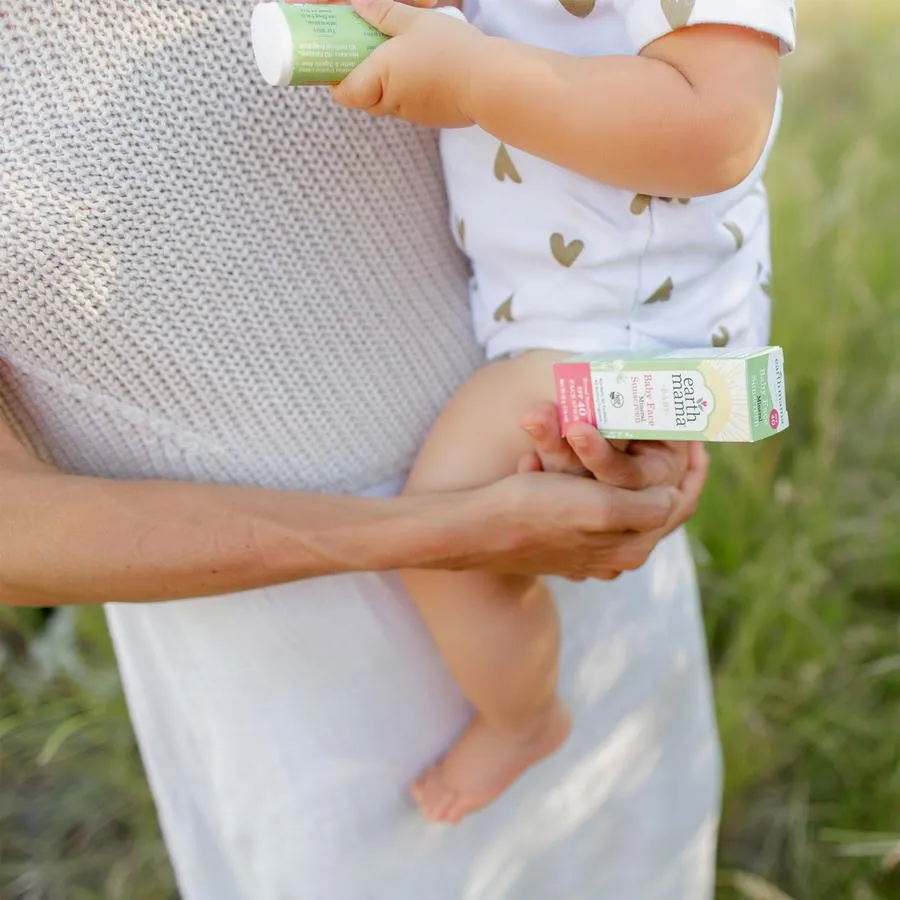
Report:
512,402,709,577
455,439,707,581
518,402,694,494
330,0,482,128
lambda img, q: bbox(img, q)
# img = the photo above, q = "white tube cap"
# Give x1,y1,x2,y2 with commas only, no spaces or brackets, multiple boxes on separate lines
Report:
251,3,293,87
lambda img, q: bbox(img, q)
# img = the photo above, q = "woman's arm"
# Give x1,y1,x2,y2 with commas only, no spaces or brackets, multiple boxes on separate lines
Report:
334,0,781,196
0,411,706,607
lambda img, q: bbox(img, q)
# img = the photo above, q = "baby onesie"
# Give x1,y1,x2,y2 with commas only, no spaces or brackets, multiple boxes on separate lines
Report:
440,0,797,360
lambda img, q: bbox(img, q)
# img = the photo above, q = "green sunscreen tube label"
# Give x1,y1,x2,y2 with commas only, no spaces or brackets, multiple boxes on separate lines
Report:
285,4,387,85
252,3,388,86
252,3,466,86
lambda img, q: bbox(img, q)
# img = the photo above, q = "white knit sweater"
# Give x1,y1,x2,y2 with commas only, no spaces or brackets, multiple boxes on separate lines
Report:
2,0,482,492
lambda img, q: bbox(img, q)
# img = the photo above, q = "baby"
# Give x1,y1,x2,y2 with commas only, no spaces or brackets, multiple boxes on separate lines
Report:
328,0,796,823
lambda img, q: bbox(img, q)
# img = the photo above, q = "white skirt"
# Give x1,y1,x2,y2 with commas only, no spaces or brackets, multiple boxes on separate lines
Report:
106,477,721,900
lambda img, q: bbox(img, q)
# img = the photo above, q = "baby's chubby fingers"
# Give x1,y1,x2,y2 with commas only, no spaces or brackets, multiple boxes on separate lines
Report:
332,0,476,126
349,0,423,35
331,56,386,112
331,0,422,112
286,0,436,6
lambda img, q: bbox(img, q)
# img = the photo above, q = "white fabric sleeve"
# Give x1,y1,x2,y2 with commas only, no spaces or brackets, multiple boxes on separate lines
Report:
615,0,797,55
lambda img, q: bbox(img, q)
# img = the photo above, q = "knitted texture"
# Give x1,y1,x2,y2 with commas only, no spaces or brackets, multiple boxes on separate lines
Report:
1,0,481,492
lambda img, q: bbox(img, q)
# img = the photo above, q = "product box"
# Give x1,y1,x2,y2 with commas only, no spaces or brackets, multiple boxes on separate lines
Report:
554,347,789,442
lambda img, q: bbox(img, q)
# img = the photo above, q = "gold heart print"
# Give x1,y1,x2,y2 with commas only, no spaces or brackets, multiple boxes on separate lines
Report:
455,217,465,249
494,143,522,184
661,0,695,30
630,194,652,216
559,0,595,18
550,233,584,268
643,276,674,304
631,194,690,215
494,295,514,323
723,222,744,250
712,325,730,347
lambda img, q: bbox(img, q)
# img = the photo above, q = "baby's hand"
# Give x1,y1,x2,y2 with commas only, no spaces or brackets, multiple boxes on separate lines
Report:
331,0,482,129
290,0,442,7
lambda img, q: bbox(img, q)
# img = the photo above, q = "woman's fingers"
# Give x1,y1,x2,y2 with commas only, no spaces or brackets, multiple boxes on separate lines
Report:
661,441,709,535
520,403,586,475
520,403,693,494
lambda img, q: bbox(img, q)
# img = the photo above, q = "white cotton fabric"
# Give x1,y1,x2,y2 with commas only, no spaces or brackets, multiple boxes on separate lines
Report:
1,2,748,897
443,0,796,360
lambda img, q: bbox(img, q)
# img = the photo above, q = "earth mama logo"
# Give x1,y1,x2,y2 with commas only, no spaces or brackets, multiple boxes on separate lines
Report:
671,371,713,429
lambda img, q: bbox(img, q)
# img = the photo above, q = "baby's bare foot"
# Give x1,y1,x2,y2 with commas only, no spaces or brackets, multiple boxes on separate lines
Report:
409,699,571,824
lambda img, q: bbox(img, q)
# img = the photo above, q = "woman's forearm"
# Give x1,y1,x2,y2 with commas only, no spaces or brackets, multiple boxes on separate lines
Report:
0,404,701,607
0,465,477,607
463,25,780,196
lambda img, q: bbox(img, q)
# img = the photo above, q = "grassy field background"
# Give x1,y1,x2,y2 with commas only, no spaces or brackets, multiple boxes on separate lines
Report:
2,1,899,897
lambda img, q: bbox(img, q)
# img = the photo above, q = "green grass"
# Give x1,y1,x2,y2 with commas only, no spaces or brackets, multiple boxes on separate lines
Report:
1,610,177,900
700,2,900,896
2,2,899,897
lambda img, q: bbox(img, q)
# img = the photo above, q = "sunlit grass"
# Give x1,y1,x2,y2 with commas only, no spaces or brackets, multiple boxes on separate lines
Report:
701,2,900,896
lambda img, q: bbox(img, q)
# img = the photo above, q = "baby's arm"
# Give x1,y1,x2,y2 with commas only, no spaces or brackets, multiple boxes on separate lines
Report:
335,0,790,197
460,24,780,197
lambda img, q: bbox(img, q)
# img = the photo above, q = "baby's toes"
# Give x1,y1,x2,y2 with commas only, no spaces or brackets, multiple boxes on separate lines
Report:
411,766,457,822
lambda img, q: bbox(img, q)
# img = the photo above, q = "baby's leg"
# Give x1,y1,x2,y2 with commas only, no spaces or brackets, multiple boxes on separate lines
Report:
401,349,571,824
